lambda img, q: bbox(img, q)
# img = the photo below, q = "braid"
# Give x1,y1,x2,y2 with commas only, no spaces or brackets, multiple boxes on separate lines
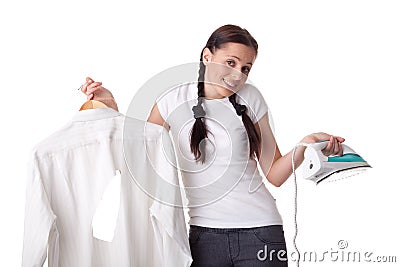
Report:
190,24,260,162
229,94,261,158
190,53,208,162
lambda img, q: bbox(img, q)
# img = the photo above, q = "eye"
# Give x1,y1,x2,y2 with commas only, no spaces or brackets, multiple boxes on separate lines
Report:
227,60,235,67
241,66,251,75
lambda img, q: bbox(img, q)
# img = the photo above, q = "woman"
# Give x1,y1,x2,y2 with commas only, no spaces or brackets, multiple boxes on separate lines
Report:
82,25,344,267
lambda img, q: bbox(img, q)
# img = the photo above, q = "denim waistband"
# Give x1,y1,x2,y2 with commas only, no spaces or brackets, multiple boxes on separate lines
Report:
189,224,283,233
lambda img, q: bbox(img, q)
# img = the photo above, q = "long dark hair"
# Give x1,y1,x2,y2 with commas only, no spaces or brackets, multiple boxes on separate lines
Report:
190,24,260,162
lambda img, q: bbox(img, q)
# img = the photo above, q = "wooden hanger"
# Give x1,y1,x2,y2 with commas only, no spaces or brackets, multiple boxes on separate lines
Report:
79,100,108,111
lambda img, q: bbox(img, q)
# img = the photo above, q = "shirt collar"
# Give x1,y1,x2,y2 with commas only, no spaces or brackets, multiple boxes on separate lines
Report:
72,108,123,122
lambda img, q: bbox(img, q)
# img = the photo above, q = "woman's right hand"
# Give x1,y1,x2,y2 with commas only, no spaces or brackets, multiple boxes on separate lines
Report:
80,77,119,111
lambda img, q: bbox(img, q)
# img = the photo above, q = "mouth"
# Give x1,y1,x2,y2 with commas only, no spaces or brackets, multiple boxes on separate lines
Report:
222,78,238,91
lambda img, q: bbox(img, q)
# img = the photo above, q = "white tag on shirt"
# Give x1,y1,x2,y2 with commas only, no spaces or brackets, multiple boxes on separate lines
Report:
92,170,122,242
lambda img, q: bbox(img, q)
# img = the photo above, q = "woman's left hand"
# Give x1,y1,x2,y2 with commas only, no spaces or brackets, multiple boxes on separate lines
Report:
302,132,345,156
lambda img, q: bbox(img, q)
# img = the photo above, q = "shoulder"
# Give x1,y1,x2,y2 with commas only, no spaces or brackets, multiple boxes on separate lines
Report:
236,83,269,123
156,83,197,103
30,121,75,157
236,83,268,107
237,83,264,99
156,83,197,120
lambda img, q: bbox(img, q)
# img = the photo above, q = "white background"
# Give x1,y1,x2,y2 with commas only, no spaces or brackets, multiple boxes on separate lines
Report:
1,0,399,266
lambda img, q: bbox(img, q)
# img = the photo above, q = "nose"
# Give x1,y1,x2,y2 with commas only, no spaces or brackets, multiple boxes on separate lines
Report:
230,68,243,81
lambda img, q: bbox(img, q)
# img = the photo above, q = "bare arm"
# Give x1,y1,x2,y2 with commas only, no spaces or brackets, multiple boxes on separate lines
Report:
255,114,345,187
147,103,170,131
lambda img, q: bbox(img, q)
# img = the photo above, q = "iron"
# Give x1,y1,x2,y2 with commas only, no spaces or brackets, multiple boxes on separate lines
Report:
302,141,371,184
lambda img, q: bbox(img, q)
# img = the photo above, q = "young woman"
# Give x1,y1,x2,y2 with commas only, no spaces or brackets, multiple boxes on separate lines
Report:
82,25,344,267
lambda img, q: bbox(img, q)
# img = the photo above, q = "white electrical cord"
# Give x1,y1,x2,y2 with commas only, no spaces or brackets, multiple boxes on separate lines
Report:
291,143,310,267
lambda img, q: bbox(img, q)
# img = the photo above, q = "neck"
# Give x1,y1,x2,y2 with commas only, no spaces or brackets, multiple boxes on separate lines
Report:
203,83,228,99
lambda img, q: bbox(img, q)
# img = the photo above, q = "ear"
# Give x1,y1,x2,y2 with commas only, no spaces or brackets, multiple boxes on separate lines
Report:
202,48,213,65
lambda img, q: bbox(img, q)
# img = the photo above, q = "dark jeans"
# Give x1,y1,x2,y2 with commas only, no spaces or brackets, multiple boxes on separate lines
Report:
189,225,288,267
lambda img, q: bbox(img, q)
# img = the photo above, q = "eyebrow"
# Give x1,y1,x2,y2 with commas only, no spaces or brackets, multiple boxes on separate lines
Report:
227,55,253,66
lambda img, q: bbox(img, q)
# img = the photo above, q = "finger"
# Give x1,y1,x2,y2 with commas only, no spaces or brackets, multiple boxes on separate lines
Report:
87,82,102,90
87,93,94,100
80,79,94,94
81,77,97,92
323,136,333,154
337,142,343,156
86,83,103,95
332,138,340,155
313,132,331,142
334,136,346,143
329,136,336,154
80,82,89,94
88,86,104,98
333,136,344,155
87,85,103,95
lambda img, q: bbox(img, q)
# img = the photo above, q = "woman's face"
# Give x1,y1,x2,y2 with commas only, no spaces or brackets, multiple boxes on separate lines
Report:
203,42,256,99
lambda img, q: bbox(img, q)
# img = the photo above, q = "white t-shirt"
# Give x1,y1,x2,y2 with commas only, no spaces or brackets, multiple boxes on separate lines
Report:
157,83,283,228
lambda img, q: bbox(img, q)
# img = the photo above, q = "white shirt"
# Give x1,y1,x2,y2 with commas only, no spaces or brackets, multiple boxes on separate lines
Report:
157,83,283,228
22,108,192,267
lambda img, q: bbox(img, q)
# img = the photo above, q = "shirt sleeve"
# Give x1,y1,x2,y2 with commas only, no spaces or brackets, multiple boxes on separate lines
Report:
22,154,57,267
156,90,172,124
147,128,193,267
237,84,269,123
